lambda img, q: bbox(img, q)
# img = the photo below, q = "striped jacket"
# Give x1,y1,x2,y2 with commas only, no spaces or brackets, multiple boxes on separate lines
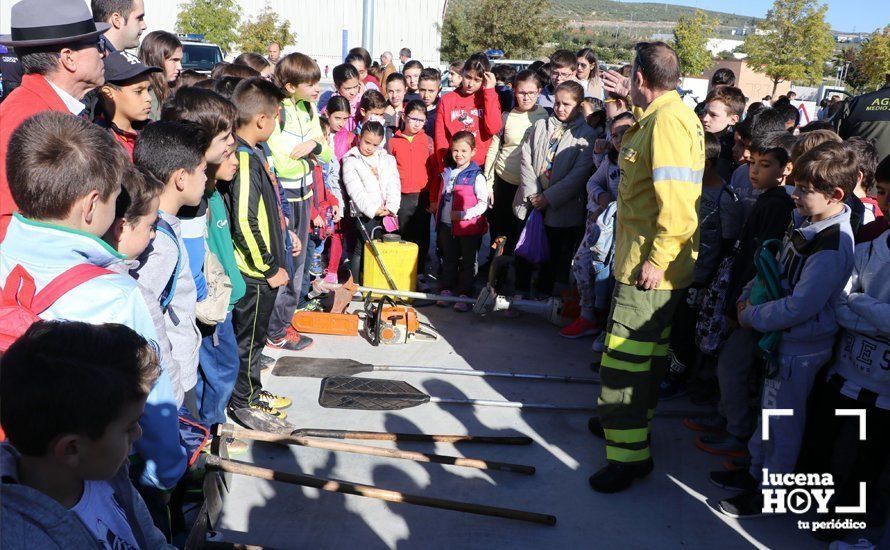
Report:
222,138,286,282
266,97,333,203
613,90,704,290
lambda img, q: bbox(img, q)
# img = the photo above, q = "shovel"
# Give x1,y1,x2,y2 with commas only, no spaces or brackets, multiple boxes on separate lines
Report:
216,423,536,476
319,376,598,412
272,356,600,384
318,376,714,417
205,455,556,526
234,407,532,445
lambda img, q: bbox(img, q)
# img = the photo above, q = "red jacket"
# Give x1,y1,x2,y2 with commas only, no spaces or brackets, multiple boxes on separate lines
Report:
0,74,71,241
432,87,502,195
388,130,434,195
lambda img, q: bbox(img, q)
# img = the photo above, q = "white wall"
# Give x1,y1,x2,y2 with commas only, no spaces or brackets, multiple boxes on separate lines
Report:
1,0,446,69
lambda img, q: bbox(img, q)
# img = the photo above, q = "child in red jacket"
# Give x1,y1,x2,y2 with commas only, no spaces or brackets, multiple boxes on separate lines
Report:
432,52,502,204
389,100,435,274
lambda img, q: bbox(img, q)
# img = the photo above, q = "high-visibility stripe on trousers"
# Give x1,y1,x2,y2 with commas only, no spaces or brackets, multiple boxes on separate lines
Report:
598,283,685,464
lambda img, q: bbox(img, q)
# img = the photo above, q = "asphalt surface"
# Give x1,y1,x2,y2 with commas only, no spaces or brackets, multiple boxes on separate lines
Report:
213,302,831,549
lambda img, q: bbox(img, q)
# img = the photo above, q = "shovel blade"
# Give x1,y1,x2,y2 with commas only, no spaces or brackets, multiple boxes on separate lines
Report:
319,376,431,411
272,356,374,378
233,407,295,434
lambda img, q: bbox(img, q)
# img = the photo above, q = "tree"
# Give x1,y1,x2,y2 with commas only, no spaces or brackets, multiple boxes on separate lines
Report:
672,11,716,76
743,0,835,95
175,0,241,54
440,0,558,61
238,3,297,54
856,26,890,90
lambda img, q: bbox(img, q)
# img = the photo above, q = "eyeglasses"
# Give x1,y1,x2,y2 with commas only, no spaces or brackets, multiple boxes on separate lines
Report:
406,116,426,124
551,71,574,79
516,91,539,97
74,36,108,56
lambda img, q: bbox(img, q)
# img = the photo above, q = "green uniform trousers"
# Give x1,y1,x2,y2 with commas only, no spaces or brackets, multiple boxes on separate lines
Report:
598,282,685,463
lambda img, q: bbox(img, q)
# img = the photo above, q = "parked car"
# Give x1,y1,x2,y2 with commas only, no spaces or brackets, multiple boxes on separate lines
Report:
178,34,223,75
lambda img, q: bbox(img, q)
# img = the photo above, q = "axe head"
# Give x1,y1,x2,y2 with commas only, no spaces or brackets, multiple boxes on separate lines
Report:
327,275,359,314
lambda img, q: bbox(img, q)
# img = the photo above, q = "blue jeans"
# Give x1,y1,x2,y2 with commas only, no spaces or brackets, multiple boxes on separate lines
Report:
195,312,239,426
297,234,325,308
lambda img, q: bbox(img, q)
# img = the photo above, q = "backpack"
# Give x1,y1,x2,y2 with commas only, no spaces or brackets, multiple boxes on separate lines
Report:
0,263,113,352
155,217,182,312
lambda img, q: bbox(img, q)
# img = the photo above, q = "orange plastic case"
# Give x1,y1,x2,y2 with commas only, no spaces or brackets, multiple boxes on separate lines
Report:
291,311,359,336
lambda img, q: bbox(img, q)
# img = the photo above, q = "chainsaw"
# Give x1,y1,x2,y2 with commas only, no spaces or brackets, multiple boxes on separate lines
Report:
364,295,439,345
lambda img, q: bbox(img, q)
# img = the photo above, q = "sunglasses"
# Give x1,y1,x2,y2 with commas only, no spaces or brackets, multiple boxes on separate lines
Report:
72,35,108,56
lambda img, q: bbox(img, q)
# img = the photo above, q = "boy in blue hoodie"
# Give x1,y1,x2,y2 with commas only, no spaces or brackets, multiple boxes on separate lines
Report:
712,141,857,518
0,113,186,495
0,321,170,550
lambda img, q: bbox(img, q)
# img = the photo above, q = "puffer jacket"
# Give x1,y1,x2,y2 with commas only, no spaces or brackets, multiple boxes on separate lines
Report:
341,147,401,219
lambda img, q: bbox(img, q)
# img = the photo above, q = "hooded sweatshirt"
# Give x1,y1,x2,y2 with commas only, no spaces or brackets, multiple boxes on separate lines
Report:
433,87,502,173
130,210,201,395
0,214,186,490
830,229,890,408
740,205,855,356
0,443,170,550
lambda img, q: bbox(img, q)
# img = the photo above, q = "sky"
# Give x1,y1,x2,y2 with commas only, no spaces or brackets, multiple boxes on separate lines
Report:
620,0,890,33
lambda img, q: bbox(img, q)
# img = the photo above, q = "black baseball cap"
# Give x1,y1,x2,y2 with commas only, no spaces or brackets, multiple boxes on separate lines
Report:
104,50,161,84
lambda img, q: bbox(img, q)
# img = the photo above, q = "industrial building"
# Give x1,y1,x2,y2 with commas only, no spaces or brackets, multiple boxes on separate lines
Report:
0,0,449,69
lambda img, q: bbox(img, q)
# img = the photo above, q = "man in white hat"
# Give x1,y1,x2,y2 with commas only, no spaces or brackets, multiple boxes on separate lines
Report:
0,0,110,240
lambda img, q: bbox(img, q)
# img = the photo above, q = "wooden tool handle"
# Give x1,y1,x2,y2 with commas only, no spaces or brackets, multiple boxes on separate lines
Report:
206,456,556,526
299,428,533,445
219,426,535,475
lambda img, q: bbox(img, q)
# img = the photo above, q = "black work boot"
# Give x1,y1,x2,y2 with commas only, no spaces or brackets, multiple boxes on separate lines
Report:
589,459,654,493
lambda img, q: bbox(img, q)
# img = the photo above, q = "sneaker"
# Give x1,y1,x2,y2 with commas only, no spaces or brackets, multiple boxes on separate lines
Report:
683,414,726,433
658,375,688,400
225,438,249,456
724,456,751,471
829,539,876,550
718,491,767,519
710,469,758,492
453,295,471,312
587,417,605,439
695,433,748,457
592,332,607,353
297,298,323,312
559,317,601,339
436,289,453,307
247,400,287,420
589,459,654,493
504,294,523,318
266,329,314,353
258,389,292,410
259,355,276,373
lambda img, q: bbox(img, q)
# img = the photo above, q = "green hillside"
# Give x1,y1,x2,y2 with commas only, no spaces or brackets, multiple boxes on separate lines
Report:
552,0,758,27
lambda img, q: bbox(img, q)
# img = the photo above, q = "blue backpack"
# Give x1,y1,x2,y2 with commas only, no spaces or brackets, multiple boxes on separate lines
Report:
155,217,182,312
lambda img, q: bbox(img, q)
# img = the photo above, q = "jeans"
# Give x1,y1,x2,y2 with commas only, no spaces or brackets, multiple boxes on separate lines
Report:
195,312,239,426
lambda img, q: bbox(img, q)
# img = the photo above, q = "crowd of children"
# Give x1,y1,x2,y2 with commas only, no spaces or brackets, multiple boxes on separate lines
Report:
0,28,888,547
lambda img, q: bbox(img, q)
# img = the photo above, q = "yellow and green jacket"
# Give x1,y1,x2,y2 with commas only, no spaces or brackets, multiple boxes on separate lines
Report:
224,138,286,282
614,90,704,290
266,97,333,203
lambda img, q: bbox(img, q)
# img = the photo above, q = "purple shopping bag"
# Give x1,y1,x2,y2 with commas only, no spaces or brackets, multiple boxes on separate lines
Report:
514,209,550,264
